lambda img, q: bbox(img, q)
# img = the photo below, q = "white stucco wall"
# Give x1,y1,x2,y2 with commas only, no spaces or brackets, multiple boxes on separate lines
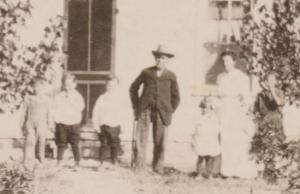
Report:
115,0,210,141
19,0,64,46
0,0,217,141
0,0,256,142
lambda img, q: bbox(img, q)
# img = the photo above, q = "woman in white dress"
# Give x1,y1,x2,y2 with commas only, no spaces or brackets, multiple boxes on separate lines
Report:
216,51,257,178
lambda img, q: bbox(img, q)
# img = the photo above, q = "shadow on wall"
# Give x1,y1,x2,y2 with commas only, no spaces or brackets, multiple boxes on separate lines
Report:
204,43,248,85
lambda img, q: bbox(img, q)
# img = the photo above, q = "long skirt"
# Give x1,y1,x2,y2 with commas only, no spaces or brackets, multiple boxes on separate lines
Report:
218,99,257,178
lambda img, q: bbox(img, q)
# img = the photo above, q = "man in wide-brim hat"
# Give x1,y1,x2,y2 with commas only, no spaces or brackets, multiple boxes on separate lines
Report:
152,45,175,58
130,44,180,173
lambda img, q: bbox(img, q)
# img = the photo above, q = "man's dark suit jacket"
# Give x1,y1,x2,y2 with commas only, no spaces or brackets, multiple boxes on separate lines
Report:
129,66,180,126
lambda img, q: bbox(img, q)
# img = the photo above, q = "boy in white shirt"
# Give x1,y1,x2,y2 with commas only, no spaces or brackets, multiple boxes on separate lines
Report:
92,76,122,166
53,73,85,169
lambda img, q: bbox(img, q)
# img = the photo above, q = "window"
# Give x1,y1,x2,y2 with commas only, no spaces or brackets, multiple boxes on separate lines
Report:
206,0,250,43
68,0,89,71
204,0,252,85
65,0,116,122
67,0,114,72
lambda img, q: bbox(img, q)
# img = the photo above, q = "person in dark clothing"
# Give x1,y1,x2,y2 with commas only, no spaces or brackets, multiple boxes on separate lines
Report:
53,73,85,170
98,125,121,165
92,77,123,167
251,72,285,179
129,44,180,173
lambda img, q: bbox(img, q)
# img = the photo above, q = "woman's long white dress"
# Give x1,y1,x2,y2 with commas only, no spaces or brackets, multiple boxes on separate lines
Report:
217,69,257,178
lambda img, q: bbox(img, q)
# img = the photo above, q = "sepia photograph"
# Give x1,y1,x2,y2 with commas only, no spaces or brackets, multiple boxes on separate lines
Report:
1,0,300,193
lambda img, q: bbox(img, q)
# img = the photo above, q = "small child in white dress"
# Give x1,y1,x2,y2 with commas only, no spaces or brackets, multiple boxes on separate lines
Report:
191,96,221,178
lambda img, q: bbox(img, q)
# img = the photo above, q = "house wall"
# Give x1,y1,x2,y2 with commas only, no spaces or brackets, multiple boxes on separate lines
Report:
0,0,258,143
114,0,221,141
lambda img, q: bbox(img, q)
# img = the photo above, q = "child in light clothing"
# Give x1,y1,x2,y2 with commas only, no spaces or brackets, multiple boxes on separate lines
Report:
53,73,85,169
92,77,122,166
23,78,54,170
191,96,221,178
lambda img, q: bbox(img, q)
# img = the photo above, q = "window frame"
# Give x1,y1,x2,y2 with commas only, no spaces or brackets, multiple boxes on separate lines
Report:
208,0,252,44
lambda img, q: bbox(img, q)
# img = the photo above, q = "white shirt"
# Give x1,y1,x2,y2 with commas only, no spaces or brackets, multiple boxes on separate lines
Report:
156,68,164,77
53,90,85,125
92,90,122,129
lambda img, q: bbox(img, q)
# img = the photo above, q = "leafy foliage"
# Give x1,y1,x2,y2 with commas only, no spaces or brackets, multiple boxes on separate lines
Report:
242,0,300,99
0,0,64,112
0,0,32,112
250,111,287,183
242,0,300,185
284,141,300,192
0,160,34,194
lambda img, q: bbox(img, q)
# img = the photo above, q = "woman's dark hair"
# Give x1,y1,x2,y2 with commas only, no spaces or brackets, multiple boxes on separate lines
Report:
220,50,237,61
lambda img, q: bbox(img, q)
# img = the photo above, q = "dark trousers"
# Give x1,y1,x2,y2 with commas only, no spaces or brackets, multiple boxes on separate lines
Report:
134,108,168,171
196,154,221,176
55,123,81,163
98,125,121,164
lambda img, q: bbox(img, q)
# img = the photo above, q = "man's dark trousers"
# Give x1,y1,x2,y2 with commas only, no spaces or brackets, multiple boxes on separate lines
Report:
55,123,81,163
98,125,121,164
134,108,168,172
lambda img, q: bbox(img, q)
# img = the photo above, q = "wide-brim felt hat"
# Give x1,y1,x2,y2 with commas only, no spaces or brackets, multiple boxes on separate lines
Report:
152,44,175,58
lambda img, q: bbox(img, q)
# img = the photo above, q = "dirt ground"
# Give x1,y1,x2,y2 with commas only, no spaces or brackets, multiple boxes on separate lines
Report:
34,159,285,194
0,142,288,194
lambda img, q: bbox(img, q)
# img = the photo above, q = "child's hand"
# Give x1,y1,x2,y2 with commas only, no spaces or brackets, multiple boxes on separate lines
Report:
190,136,198,153
190,142,195,151
50,127,55,133
48,141,56,149
22,128,27,137
49,123,55,132
94,126,101,134
46,127,55,139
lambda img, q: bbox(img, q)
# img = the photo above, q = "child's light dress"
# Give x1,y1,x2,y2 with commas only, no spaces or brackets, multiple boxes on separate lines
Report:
192,111,221,156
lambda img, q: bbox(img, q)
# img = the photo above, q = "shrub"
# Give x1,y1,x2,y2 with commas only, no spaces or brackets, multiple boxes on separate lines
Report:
0,0,64,113
242,0,300,185
0,160,34,194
